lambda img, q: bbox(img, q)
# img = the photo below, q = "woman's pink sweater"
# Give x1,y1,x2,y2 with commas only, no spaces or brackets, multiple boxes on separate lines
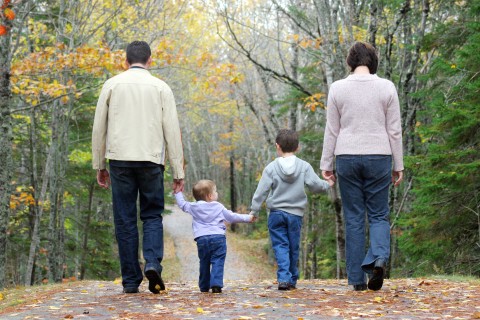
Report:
320,74,404,172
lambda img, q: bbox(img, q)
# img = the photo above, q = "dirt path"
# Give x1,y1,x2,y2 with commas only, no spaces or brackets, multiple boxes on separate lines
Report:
2,278,479,319
1,205,479,319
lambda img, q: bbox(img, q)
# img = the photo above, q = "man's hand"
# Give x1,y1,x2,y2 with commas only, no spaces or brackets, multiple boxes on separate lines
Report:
322,170,336,185
96,169,110,189
392,171,403,187
173,179,185,193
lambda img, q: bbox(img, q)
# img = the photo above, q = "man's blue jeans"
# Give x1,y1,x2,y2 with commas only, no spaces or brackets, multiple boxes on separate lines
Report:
336,155,392,285
195,234,227,291
109,162,165,290
268,210,303,286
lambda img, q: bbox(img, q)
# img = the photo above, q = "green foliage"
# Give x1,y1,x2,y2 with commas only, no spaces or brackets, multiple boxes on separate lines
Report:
399,1,480,276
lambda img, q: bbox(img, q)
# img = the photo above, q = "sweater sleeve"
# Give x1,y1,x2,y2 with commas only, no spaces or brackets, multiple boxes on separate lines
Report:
174,192,192,214
305,163,330,193
386,82,404,171
250,166,273,216
320,85,340,171
221,206,252,223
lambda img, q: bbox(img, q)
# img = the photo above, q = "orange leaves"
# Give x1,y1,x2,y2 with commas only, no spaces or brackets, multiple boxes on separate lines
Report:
1,0,10,10
0,24,6,36
4,7,14,20
11,44,125,104
10,186,35,210
303,93,325,112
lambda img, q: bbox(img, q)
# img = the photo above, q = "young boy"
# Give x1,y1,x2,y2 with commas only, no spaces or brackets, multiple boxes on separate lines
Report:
250,129,333,290
175,180,255,293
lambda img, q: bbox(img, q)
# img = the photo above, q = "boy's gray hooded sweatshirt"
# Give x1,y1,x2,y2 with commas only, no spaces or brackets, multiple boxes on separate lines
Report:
250,156,330,217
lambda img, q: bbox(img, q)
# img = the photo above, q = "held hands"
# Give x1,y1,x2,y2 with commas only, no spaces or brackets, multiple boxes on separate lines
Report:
96,169,110,189
322,170,336,187
173,179,185,193
248,211,258,223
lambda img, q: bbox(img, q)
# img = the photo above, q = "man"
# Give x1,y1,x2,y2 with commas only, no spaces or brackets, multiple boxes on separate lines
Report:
92,40,184,294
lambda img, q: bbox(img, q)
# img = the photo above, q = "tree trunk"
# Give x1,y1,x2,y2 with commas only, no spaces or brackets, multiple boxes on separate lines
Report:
80,183,94,280
25,138,54,286
0,15,13,290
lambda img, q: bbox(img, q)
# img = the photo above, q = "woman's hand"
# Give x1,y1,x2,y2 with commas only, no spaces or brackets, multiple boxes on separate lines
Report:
392,171,403,187
322,170,336,185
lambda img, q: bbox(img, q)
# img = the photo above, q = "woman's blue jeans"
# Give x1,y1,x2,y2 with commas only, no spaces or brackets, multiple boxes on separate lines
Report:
195,234,227,291
109,162,165,289
268,210,303,286
336,155,392,285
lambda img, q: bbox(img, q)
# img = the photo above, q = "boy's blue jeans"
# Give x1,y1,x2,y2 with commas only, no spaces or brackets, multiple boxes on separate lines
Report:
109,162,165,290
336,155,392,285
268,210,303,286
195,234,227,291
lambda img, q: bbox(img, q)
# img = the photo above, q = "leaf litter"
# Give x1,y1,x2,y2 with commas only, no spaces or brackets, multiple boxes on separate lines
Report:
0,278,478,319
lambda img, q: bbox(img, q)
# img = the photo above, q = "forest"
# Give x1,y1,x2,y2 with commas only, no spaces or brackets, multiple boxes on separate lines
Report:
0,0,478,289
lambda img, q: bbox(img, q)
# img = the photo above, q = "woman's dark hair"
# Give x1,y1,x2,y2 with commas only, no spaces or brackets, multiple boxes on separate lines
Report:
346,41,378,74
126,41,151,65
276,129,299,153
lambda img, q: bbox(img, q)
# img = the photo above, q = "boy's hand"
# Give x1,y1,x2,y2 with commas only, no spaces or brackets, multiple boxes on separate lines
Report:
327,179,335,187
249,215,257,223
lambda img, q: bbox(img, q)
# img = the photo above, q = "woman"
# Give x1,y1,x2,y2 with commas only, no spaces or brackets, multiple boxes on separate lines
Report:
320,41,404,291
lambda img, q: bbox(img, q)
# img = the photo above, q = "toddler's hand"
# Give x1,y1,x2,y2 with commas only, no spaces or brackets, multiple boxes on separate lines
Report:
249,215,257,223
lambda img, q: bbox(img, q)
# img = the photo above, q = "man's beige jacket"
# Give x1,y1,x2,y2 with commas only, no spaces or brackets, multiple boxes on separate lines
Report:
92,68,184,179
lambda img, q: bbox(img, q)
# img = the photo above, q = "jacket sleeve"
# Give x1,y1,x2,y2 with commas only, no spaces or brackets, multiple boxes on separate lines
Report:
162,86,185,179
305,163,330,193
320,85,340,171
250,166,273,216
221,206,252,223
92,82,111,170
175,192,192,214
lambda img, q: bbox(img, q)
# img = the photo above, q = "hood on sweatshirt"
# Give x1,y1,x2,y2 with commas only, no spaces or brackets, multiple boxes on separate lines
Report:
274,155,298,183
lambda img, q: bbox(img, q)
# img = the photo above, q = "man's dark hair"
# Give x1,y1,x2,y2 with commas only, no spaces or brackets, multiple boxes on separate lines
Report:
126,41,151,65
346,41,378,74
276,129,299,153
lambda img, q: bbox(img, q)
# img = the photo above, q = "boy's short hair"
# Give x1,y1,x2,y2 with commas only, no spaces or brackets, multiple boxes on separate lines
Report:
276,129,299,153
192,180,216,201
126,40,151,65
346,41,378,74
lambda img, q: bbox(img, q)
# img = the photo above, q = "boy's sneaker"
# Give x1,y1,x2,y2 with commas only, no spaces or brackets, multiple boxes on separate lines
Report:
278,282,290,290
145,266,165,294
211,286,222,293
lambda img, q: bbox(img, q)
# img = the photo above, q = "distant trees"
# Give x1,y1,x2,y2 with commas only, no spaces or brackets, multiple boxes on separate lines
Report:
0,0,478,289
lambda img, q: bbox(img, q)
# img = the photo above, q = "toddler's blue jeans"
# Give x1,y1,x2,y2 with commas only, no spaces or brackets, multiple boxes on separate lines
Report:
196,234,227,291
